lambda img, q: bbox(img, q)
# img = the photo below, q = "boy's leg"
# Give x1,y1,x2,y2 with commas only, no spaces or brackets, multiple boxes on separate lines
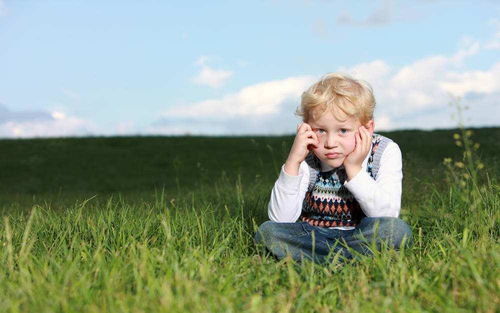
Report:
254,221,335,263
255,218,412,263
340,217,413,257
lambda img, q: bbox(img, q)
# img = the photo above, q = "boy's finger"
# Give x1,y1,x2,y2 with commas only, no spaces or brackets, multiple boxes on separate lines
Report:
365,129,372,148
303,130,319,142
361,127,371,148
359,126,366,137
297,123,304,132
304,130,317,137
301,124,312,133
298,123,311,134
359,127,368,143
359,126,366,142
355,131,362,149
363,126,370,137
312,131,319,143
306,139,318,149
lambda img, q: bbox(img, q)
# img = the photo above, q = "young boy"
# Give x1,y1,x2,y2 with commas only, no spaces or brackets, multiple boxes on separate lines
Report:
255,73,412,264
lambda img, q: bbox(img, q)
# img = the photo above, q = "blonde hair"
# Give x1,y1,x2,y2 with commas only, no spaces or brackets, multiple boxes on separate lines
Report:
296,73,375,125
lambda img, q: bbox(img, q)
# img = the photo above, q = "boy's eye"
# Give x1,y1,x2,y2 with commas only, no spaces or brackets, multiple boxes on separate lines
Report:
339,128,348,134
314,128,326,134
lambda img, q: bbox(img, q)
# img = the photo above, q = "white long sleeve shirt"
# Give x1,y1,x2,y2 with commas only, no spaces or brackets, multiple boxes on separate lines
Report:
268,141,403,227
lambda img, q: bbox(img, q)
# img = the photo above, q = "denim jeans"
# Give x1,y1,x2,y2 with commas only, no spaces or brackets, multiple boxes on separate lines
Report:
254,217,412,264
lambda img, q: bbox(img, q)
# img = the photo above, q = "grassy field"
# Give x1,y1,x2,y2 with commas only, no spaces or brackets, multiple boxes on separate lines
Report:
0,127,498,313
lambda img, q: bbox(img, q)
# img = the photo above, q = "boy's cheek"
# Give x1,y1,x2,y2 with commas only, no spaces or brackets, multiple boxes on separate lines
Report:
311,147,323,159
345,138,356,154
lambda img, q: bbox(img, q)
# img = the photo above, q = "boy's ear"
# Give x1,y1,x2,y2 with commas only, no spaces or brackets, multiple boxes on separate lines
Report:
365,120,375,136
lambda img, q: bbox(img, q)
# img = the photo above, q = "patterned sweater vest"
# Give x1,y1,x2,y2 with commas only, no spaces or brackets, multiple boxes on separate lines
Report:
300,134,393,228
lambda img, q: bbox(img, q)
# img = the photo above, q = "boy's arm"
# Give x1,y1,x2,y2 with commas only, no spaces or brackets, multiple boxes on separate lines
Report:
268,161,310,222
344,142,403,217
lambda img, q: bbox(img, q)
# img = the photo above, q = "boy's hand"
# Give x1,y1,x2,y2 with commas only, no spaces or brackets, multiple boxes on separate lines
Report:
344,126,372,181
284,123,319,176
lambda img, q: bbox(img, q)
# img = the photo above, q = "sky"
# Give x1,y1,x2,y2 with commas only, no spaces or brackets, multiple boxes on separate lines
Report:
0,0,499,138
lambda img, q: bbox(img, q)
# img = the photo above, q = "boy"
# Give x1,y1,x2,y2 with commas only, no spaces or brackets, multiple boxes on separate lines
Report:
255,73,412,264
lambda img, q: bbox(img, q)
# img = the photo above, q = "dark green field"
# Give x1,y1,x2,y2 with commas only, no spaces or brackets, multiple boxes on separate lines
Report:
1,128,498,199
0,127,498,312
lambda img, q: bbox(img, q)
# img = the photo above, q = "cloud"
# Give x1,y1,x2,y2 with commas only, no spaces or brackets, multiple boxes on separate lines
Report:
153,75,316,135
166,75,316,119
0,104,53,123
439,63,500,97
337,0,394,27
192,56,233,88
154,30,500,135
338,38,499,130
0,104,96,138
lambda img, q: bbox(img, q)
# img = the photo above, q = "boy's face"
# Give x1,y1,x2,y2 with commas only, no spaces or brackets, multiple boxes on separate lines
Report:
307,111,374,168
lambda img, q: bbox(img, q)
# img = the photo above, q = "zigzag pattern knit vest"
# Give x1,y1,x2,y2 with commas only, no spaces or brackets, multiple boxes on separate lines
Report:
300,134,392,228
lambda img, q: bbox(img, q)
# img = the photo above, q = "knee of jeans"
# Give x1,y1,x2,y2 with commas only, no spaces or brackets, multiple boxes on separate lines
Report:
254,220,277,244
393,219,413,248
384,218,413,249
363,217,413,249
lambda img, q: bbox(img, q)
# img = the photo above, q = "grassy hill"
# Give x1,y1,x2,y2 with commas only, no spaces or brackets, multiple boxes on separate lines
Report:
0,127,498,312
1,127,498,194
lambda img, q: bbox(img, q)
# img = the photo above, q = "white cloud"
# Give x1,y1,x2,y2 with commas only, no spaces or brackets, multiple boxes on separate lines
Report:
192,56,233,88
166,75,316,118
155,30,500,135
374,114,393,130
51,111,66,120
0,105,96,138
340,60,392,85
336,39,500,130
439,64,500,97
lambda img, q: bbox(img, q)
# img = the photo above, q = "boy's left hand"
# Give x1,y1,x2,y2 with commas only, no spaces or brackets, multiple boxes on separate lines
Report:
344,126,372,181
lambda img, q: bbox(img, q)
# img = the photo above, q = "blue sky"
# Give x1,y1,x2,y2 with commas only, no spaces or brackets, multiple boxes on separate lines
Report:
0,0,499,137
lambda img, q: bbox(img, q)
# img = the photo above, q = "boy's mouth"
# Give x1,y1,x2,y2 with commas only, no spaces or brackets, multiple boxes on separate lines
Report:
325,153,341,159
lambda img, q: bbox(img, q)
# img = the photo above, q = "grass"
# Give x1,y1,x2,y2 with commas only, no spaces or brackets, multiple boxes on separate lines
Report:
0,127,499,312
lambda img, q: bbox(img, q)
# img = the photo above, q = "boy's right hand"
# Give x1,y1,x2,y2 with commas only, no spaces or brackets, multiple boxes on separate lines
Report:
284,123,319,176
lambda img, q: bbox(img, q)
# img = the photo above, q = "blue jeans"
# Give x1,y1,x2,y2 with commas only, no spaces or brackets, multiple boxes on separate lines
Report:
255,217,412,264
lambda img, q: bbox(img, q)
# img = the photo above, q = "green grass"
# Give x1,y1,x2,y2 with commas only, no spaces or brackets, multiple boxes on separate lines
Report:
0,128,499,312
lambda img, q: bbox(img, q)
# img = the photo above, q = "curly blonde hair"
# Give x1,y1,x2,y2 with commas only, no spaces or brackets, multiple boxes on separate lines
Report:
296,73,375,125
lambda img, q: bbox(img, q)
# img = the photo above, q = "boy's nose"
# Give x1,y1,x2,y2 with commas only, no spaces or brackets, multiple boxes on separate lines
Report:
324,134,338,148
